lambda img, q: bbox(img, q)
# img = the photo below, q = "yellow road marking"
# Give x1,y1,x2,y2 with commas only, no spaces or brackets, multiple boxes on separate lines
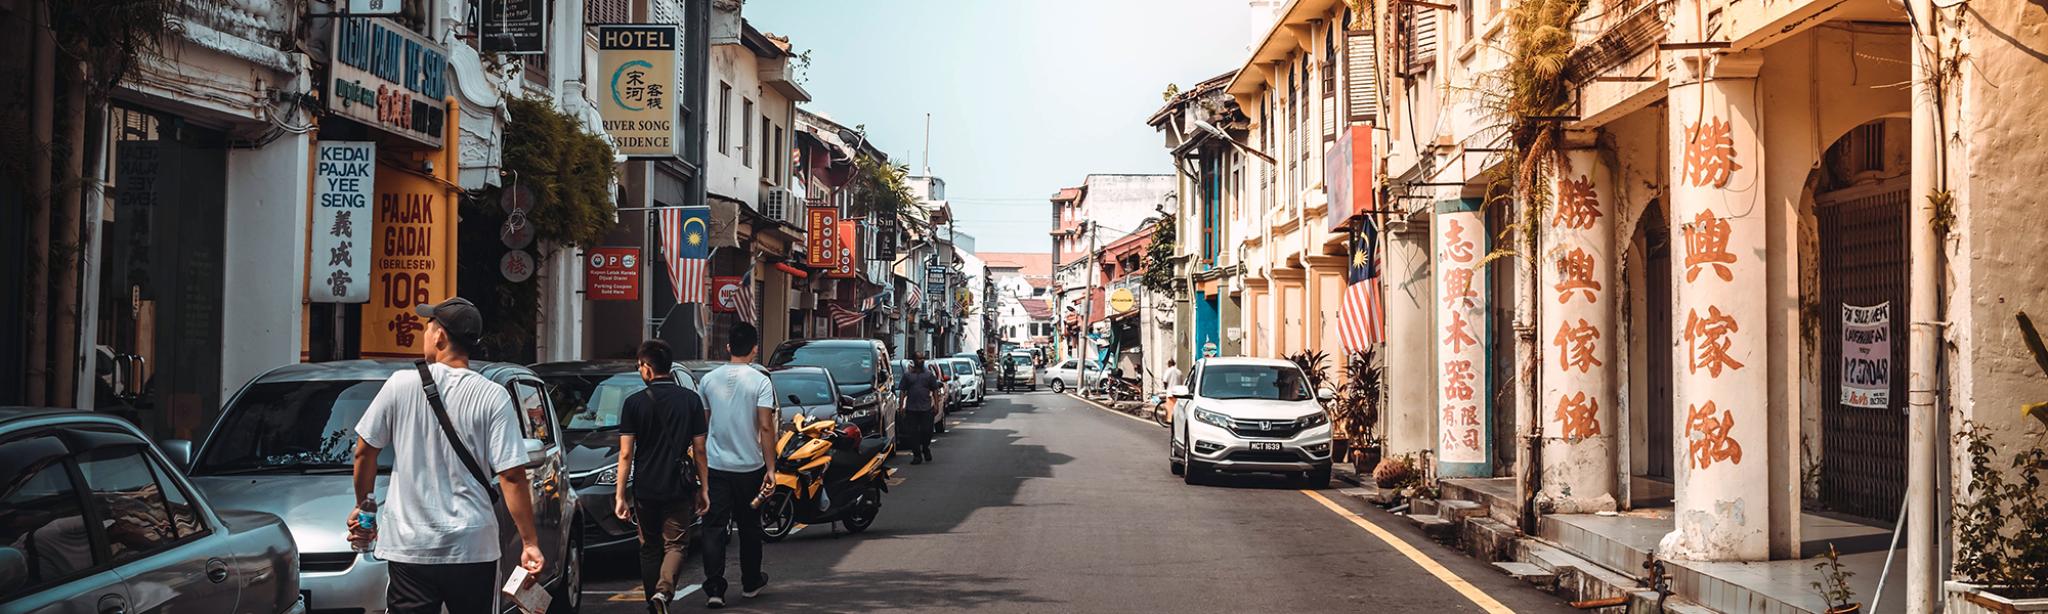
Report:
1301,490,1517,614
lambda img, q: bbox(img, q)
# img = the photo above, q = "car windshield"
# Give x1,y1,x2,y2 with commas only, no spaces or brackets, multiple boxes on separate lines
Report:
1197,365,1313,401
194,380,395,474
1010,355,1035,367
772,372,837,406
950,362,974,376
890,361,906,378
541,373,648,431
770,345,875,386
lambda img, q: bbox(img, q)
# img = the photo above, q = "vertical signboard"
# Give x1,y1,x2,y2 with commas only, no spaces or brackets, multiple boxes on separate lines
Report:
805,207,839,267
926,264,949,311
360,168,455,357
329,18,447,148
597,25,679,157
477,0,546,54
1434,199,1489,470
585,246,640,300
1324,124,1376,232
311,142,375,302
1840,302,1891,408
828,220,858,278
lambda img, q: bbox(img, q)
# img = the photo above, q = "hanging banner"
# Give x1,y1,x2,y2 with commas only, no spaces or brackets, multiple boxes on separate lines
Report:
1841,302,1892,409
360,166,456,357
805,207,839,267
311,141,375,303
829,219,858,278
477,0,546,54
596,25,679,157
585,246,640,300
1434,199,1489,467
329,17,448,148
1324,124,1376,232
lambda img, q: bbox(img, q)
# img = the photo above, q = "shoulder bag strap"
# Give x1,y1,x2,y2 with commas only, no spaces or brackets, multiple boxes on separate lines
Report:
416,360,501,503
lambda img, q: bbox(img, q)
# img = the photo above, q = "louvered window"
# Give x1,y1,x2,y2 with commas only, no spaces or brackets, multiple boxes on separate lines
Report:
1404,4,1438,75
651,0,680,25
587,0,629,24
1296,58,1310,159
1346,30,1380,122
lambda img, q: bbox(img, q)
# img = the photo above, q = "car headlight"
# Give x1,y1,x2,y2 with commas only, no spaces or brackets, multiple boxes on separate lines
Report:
1194,408,1232,429
844,407,877,421
1299,412,1330,427
851,392,880,407
570,466,617,486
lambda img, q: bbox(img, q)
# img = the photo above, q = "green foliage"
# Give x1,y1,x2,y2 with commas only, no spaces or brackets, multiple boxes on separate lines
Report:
1141,214,1179,296
1286,350,1331,393
1810,543,1857,608
501,97,618,249
1331,349,1385,443
1477,0,1590,258
850,154,917,227
1953,423,2048,591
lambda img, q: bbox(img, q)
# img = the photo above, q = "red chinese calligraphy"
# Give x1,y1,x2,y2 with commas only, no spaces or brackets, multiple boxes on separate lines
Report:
1461,429,1482,451
1684,400,1744,469
1443,218,1476,263
1443,267,1479,310
1553,248,1602,304
1443,310,1480,354
1553,174,1603,230
1683,208,1737,283
1553,318,1603,373
1442,359,1476,401
1682,117,1743,188
1555,391,1601,441
1460,405,1481,426
1683,306,1745,377
1443,405,1458,426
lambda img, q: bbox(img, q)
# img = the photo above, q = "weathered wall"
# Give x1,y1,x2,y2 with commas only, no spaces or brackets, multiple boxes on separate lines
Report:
1385,222,1438,459
222,133,312,402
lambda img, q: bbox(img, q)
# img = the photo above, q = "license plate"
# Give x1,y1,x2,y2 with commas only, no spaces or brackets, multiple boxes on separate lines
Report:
1250,441,1282,451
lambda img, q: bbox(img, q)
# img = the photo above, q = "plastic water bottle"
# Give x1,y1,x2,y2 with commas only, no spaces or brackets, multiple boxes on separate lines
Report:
352,500,377,553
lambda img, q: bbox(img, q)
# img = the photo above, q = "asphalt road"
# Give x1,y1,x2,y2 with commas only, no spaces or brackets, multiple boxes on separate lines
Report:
580,390,1576,613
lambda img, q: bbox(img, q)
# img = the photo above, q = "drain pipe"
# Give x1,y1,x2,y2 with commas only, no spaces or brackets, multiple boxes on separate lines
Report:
1904,0,1943,608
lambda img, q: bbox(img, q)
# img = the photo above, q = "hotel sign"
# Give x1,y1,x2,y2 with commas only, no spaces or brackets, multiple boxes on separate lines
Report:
597,25,679,157
329,17,449,148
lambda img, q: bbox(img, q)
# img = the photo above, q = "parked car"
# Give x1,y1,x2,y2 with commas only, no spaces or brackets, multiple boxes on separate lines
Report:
937,358,983,407
770,366,852,423
766,339,898,444
0,408,302,614
949,351,984,372
1040,358,1106,393
530,360,698,553
169,361,584,614
998,353,1038,391
676,360,769,392
1167,357,1335,487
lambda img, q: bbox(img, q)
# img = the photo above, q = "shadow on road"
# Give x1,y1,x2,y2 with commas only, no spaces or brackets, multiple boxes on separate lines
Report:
695,570,1054,611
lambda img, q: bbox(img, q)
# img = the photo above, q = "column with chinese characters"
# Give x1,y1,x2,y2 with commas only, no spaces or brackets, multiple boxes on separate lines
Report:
1539,148,1618,513
1659,49,1770,562
1434,198,1490,477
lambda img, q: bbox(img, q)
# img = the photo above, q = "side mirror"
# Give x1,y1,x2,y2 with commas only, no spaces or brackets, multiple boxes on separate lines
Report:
840,395,858,409
1169,385,1191,399
522,438,547,468
161,439,193,472
1317,388,1335,401
788,394,804,407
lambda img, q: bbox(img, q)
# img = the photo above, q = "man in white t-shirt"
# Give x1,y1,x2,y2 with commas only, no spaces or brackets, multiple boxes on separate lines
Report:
694,322,778,608
347,298,545,614
1162,358,1185,423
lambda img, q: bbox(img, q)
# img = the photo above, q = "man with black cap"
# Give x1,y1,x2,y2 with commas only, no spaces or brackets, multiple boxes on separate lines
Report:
347,297,547,614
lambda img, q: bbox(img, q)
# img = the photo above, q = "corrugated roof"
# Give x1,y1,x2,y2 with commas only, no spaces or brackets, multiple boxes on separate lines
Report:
979,251,1053,279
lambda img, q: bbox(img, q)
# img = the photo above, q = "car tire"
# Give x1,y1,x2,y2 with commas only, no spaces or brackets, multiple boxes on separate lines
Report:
1183,460,1208,486
1051,380,1065,394
1303,465,1332,489
1170,459,1184,476
551,527,584,614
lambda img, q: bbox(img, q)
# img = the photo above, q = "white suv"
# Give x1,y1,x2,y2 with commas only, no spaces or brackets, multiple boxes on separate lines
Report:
1168,357,1335,487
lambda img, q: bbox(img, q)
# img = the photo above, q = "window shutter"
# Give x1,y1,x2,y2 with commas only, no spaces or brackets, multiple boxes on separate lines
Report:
1346,31,1379,122
1406,5,1438,74
587,0,629,24
1321,60,1338,141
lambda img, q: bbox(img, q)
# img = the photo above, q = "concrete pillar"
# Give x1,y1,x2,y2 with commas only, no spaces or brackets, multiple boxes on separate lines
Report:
1659,50,1771,562
1434,198,1491,477
1384,219,1435,459
1539,149,1619,513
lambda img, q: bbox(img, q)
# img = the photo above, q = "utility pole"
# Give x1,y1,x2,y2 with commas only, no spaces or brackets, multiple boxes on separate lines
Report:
1078,220,1097,394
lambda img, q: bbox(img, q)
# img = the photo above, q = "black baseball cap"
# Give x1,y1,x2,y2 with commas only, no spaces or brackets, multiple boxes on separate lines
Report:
415,297,483,349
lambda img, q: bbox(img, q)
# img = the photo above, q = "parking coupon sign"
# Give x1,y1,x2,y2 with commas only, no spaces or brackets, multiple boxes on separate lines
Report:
311,141,374,302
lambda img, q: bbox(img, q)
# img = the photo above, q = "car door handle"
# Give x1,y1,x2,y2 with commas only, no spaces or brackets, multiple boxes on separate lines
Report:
206,558,230,583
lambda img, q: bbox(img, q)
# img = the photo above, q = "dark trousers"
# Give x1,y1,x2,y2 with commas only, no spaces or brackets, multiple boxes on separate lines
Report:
903,411,934,458
387,560,496,614
634,497,696,597
700,468,766,594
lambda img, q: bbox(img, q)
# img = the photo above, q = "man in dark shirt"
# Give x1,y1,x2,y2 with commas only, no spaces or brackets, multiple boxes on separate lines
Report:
897,354,945,465
614,340,709,614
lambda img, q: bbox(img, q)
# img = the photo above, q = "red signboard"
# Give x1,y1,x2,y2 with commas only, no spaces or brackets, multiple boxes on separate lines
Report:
585,246,640,300
710,276,742,312
805,207,839,267
829,219,858,278
1325,124,1377,232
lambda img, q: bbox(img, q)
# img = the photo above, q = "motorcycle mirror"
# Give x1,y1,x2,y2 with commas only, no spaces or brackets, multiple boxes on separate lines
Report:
839,395,858,410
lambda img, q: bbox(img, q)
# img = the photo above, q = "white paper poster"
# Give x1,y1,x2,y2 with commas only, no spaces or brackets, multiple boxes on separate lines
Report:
1841,302,1892,409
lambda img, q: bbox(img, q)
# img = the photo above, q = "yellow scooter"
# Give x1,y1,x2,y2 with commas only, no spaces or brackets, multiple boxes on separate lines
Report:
760,414,891,541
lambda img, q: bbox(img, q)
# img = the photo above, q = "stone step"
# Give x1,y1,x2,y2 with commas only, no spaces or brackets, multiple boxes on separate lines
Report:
1463,517,1519,562
1439,499,1485,521
1410,497,1440,516
1406,514,1458,542
1493,561,1556,587
1537,515,1655,583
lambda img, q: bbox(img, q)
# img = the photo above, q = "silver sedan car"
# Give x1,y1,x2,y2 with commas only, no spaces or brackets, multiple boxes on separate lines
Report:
0,408,301,614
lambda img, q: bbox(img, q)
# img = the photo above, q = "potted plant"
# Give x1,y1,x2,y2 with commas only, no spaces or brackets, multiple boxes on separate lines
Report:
1945,313,2048,613
1328,350,1386,474
1373,455,1421,490
1811,543,1859,614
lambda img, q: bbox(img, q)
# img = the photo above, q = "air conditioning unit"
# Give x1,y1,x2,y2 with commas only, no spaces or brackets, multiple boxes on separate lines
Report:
761,188,801,225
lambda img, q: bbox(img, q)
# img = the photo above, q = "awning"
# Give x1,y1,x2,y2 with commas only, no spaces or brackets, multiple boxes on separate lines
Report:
773,262,808,278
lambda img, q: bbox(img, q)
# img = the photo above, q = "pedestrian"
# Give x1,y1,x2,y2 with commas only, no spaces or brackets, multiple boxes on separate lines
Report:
347,297,544,614
1000,356,1018,392
696,321,778,608
898,353,945,465
1161,358,1184,422
613,340,709,614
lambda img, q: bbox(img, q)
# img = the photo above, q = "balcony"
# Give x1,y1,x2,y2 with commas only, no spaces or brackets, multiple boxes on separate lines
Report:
173,0,295,73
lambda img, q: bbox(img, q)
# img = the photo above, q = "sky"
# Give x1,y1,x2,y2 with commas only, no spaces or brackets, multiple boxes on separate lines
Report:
747,0,1260,254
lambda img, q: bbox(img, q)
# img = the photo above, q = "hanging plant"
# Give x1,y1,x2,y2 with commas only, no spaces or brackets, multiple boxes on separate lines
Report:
1475,0,1590,259
1141,214,1179,296
499,97,618,250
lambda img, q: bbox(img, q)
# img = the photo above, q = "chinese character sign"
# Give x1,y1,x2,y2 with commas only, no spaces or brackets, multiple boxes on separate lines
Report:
1840,302,1891,409
805,207,839,268
311,141,374,303
1434,201,1488,466
359,166,455,357
1539,149,1616,507
597,25,678,157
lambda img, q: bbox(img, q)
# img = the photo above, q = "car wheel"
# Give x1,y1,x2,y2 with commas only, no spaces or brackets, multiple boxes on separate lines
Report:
1051,380,1065,393
1183,460,1208,486
1170,459,1184,476
551,527,584,614
1303,465,1332,489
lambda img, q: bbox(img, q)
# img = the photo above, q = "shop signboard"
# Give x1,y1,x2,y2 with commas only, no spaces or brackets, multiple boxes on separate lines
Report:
828,220,858,278
925,264,948,309
347,0,400,15
1434,199,1489,467
477,0,546,54
596,25,679,157
1841,302,1892,409
311,141,375,303
1324,124,1376,232
360,167,456,357
711,276,742,312
329,17,448,148
585,246,639,300
804,206,838,267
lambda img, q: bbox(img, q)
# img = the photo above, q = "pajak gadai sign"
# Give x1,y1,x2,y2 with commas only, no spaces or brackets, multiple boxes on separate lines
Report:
330,17,449,148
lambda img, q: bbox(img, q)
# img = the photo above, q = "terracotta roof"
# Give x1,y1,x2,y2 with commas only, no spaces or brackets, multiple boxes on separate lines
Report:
978,251,1052,279
1020,299,1052,320
1051,187,1083,202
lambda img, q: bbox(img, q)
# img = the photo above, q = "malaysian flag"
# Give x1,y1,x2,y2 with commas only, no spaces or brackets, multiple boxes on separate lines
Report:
734,266,757,324
827,303,866,330
1338,219,1386,351
657,206,711,304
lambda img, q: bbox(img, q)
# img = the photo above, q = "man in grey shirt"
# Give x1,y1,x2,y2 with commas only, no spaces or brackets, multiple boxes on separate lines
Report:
695,322,778,608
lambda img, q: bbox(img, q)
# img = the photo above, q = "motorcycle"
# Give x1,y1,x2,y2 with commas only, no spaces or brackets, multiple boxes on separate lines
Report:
760,413,891,542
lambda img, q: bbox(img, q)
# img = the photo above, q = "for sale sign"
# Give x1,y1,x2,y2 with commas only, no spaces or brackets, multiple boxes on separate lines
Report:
1841,302,1892,409
311,141,374,303
585,246,639,301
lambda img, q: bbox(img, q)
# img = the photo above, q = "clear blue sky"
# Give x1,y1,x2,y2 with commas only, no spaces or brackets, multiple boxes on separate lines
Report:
747,0,1257,253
